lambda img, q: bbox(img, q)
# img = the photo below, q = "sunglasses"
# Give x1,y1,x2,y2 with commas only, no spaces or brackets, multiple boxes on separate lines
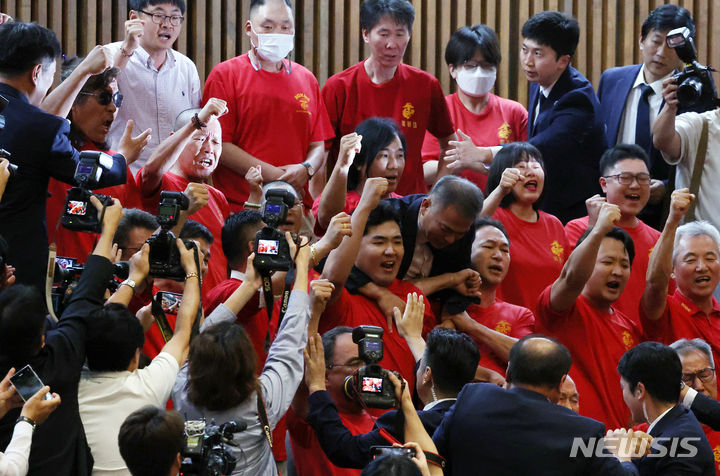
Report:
79,90,124,107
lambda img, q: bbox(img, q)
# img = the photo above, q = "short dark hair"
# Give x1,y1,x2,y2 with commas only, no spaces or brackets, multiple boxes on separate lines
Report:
0,285,47,365
129,0,186,15
187,321,258,411
428,176,484,221
641,4,695,40
445,25,501,68
424,328,480,395
364,200,403,236
617,341,682,404
473,216,509,243
576,226,635,267
0,22,61,77
118,405,186,476
486,142,546,210
521,11,579,58
114,209,159,250
85,304,145,372
360,453,422,476
598,144,650,177
222,211,263,269
179,219,214,244
507,335,572,388
348,117,407,191
249,0,293,17
322,326,354,364
360,0,415,33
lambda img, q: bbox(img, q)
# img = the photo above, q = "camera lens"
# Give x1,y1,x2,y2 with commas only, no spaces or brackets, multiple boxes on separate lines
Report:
677,77,703,105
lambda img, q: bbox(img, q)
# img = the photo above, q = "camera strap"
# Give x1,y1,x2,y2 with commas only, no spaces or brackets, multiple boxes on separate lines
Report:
685,118,709,222
256,393,273,449
260,264,295,353
44,243,59,322
150,295,174,343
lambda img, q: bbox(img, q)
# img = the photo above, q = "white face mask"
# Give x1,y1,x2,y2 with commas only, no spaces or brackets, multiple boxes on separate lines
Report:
251,23,294,63
455,66,497,97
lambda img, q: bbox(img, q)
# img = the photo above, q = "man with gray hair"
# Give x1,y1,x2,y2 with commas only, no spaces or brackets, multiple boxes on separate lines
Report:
346,175,485,318
642,187,720,366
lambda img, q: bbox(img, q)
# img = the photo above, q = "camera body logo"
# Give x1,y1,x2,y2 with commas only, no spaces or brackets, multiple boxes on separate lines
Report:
570,437,701,458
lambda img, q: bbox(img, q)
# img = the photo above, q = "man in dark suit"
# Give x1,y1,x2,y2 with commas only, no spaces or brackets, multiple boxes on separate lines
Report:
0,22,127,291
597,5,695,229
346,175,484,316
432,335,639,475
304,327,479,469
522,11,607,223
618,341,715,475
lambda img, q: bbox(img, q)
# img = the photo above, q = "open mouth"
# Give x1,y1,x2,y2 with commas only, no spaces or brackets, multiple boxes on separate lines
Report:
380,260,396,271
524,180,538,191
695,276,712,284
159,33,172,41
197,158,213,168
625,194,641,201
606,281,620,290
488,264,503,273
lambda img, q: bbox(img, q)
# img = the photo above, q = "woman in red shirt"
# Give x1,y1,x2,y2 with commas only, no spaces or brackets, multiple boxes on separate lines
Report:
312,117,406,235
483,142,570,311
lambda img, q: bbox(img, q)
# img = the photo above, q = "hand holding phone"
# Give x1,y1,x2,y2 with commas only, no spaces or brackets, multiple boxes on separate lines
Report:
10,365,53,402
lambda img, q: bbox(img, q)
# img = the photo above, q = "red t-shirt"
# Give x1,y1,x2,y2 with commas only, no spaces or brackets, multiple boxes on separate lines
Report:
565,216,660,325
203,54,334,211
322,61,454,195
311,190,402,236
641,290,720,366
319,280,437,394
536,286,641,429
47,143,141,262
203,277,278,365
465,300,535,376
136,170,230,295
493,207,569,312
287,406,374,476
421,93,528,191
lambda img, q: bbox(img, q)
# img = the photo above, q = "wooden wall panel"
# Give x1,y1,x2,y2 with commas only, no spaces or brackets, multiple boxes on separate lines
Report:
1,1,719,103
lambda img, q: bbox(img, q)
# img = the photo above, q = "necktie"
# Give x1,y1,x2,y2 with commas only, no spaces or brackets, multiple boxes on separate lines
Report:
533,93,545,132
635,84,654,155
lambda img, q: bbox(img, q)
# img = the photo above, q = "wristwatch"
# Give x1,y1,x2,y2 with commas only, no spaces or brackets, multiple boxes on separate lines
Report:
120,279,137,292
16,416,36,431
301,161,315,179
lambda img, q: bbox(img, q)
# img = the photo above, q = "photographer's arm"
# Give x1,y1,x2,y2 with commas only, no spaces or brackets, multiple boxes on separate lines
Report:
106,243,150,306
162,240,202,365
653,78,682,161
0,158,10,202
140,99,227,194
322,178,388,303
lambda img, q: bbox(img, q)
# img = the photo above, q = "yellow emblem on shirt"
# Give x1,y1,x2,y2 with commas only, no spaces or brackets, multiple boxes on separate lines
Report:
550,240,564,262
498,123,512,143
622,331,635,350
295,93,311,114
402,102,415,119
713,445,720,463
495,320,512,335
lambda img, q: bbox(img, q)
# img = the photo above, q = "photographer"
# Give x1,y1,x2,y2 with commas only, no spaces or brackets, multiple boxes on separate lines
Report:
0,22,128,291
78,234,201,475
0,196,124,476
0,368,61,476
118,406,185,476
172,232,312,475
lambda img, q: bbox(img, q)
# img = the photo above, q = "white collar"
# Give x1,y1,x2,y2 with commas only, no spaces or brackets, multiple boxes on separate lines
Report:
422,398,456,411
230,270,246,281
633,64,671,96
646,405,675,434
539,79,558,98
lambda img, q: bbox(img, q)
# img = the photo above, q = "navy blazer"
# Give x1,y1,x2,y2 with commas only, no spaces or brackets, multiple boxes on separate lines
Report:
306,389,454,469
632,404,714,475
527,66,606,224
432,383,638,475
0,83,126,290
689,392,720,432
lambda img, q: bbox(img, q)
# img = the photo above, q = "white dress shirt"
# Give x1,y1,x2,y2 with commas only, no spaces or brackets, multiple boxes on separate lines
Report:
616,64,669,145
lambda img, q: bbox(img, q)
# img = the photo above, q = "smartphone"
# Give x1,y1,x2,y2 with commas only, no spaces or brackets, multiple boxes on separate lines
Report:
370,446,416,459
9,365,53,402
156,291,183,314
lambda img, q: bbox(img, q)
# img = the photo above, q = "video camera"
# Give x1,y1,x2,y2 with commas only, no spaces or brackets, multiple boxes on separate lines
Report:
51,256,129,314
253,188,296,273
0,94,19,179
181,419,246,476
146,191,198,281
60,151,115,233
343,325,401,409
666,27,720,109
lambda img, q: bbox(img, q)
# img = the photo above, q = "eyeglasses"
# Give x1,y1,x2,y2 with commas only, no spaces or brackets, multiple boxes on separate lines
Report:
79,90,123,107
139,10,184,26
602,172,652,186
682,367,715,385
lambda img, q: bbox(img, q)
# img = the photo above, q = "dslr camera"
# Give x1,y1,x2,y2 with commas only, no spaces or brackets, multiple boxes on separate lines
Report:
666,27,720,109
253,188,296,273
51,256,129,314
181,419,246,476
343,325,400,409
146,191,198,281
60,151,114,233
0,95,17,180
